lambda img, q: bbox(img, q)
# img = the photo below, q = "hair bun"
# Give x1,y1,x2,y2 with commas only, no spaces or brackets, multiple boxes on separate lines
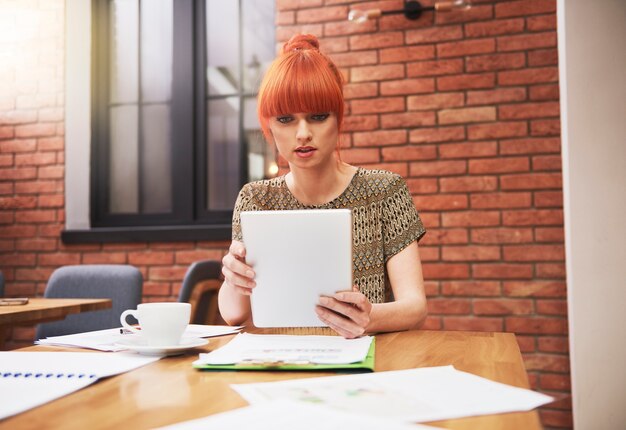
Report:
282,34,320,54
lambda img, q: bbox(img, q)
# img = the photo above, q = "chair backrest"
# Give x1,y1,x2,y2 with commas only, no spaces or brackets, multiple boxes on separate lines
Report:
36,265,143,339
177,260,222,325
0,271,4,297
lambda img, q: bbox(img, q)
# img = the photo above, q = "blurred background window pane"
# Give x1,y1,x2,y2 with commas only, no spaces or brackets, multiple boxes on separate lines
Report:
206,0,240,96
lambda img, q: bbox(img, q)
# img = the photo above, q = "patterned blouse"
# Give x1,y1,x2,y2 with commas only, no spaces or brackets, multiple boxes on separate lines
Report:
231,168,426,304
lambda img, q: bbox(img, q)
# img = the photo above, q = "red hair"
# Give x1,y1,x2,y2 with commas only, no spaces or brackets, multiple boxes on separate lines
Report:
257,34,344,142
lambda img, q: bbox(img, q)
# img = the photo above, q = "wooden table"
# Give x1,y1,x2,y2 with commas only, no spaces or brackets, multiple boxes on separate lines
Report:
0,298,112,349
0,330,541,429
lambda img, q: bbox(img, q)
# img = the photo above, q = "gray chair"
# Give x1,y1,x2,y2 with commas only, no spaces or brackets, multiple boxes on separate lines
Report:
36,265,143,339
177,260,223,325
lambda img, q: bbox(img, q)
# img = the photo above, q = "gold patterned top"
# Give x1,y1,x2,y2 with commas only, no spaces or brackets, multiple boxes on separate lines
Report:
231,168,426,304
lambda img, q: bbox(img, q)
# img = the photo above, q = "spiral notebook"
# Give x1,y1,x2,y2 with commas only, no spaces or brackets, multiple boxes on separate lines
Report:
0,352,160,419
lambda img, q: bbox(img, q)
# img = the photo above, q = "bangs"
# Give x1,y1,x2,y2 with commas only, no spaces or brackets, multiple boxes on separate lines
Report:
258,51,344,138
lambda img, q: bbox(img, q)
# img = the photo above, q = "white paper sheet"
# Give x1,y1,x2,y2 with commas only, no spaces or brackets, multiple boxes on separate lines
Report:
232,365,554,423
36,324,243,352
195,333,372,365
154,399,438,430
0,352,160,419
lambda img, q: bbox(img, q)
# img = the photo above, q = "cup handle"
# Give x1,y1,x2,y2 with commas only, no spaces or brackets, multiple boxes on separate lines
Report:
120,310,141,334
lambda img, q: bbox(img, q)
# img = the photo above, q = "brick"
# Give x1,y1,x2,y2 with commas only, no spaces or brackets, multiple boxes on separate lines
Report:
150,242,196,251
438,107,496,125
0,154,13,167
441,281,501,297
378,13,434,32
16,238,57,251
428,299,471,315
469,157,529,174
443,317,503,332
148,266,188,282
420,228,468,245
503,209,563,226
38,253,82,266
318,36,349,53
349,31,403,50
414,194,468,211
503,244,565,262
438,39,495,58
540,409,573,428
537,299,568,316
437,73,495,91
0,183,13,195
0,126,14,139
409,126,465,144
0,167,38,181
15,123,57,138
38,165,64,179
276,24,324,42
439,141,498,159
407,92,464,111
516,335,536,352
501,172,562,190
538,336,569,353
380,78,434,96
39,194,64,208
144,282,172,296
0,225,37,238
465,18,525,37
499,101,560,120
14,180,61,194
534,191,563,208
82,252,127,264
16,210,57,223
471,192,532,209
421,316,442,330
406,59,463,77
442,245,500,261
341,148,380,164
325,17,377,38
382,145,437,162
495,1,556,18
0,253,36,266
128,251,175,266
15,268,55,282
507,317,567,335
498,66,558,85
15,152,56,166
474,299,533,315
473,263,533,279
441,211,501,227
531,119,560,136
410,160,466,177
467,87,527,105
38,107,64,122
529,84,559,101
0,139,37,153
381,112,435,129
500,137,561,155
498,32,557,52
440,176,498,193
504,281,566,298
466,52,526,73
351,64,404,82
343,83,378,100
405,25,463,44
419,212,440,228
328,50,377,67
536,263,566,279
0,196,37,210
436,4,493,24
276,10,295,25
0,110,38,125
353,129,406,147
535,227,564,242
472,227,533,244
528,48,558,67
380,45,434,64
351,97,404,115
422,263,470,280
405,178,438,194
276,0,323,11
524,353,570,372
468,121,527,140
342,115,379,132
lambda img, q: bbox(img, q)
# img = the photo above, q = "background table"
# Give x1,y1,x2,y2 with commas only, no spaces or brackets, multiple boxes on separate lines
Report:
0,330,542,429
0,298,112,349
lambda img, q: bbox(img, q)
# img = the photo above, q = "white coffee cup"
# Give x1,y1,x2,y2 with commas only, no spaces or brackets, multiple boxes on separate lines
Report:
120,302,191,347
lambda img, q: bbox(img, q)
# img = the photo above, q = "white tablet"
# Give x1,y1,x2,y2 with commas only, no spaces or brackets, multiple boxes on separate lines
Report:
240,209,353,327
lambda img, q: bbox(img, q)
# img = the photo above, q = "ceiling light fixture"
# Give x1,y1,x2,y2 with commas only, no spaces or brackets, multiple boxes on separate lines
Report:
348,0,472,23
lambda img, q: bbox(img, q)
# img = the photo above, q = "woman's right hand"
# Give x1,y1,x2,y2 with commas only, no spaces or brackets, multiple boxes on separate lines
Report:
221,240,256,296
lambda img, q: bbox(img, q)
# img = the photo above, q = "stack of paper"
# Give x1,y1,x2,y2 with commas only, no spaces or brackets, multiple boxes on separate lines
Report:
0,352,160,419
36,324,242,352
231,365,554,422
194,333,374,371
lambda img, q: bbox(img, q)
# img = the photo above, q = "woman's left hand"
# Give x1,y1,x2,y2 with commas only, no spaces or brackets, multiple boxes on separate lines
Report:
315,286,372,339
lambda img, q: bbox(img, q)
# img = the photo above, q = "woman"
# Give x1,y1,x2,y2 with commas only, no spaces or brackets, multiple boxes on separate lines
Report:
218,34,427,338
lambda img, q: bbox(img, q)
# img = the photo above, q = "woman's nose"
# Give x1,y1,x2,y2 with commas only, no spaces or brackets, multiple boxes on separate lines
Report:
296,120,312,142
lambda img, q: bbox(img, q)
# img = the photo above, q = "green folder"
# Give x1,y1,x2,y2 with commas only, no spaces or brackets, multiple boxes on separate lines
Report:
193,338,375,372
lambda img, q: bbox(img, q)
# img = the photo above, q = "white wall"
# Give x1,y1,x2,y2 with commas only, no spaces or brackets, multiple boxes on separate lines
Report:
557,1,626,428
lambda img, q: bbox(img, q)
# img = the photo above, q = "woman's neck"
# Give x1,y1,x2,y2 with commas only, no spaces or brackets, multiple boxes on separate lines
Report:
286,160,357,206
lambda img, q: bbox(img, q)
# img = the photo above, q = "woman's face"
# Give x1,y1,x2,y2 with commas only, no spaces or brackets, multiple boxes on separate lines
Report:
268,112,339,170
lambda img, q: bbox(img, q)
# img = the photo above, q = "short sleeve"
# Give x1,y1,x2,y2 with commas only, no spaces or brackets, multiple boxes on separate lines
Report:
381,176,426,262
231,184,252,242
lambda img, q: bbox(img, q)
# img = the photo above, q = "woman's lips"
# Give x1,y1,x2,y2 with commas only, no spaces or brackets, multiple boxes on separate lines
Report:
294,146,316,159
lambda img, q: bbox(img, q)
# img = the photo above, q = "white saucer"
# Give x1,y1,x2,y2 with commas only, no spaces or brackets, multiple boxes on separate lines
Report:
115,337,209,356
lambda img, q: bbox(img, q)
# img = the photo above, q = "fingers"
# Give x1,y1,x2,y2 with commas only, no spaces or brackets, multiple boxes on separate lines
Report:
315,305,366,339
222,241,255,296
316,292,372,338
229,240,246,259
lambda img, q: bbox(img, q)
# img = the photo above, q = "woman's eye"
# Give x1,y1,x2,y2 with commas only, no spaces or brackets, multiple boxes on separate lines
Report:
276,116,293,124
311,113,329,121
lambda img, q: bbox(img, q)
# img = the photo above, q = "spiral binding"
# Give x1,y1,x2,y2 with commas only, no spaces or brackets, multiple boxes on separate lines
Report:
1,372,97,379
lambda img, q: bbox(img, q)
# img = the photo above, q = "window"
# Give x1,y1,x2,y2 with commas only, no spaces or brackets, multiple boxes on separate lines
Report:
88,0,276,239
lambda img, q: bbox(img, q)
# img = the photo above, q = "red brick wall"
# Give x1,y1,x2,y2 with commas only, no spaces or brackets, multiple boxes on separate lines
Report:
0,0,570,427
